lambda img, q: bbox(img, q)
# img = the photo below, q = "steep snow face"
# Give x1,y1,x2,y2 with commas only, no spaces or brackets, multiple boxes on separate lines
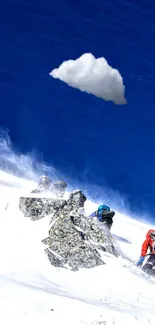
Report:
0,170,155,325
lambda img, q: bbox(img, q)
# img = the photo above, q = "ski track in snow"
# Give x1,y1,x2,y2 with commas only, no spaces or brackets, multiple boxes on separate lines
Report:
0,171,155,324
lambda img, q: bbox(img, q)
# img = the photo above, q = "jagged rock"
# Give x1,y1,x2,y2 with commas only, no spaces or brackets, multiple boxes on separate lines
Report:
19,191,119,270
19,196,66,220
42,190,119,271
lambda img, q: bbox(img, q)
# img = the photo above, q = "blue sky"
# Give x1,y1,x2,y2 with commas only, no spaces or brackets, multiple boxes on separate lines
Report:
0,0,155,218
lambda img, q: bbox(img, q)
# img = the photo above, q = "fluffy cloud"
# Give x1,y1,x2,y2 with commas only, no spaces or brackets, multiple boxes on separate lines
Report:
50,53,127,105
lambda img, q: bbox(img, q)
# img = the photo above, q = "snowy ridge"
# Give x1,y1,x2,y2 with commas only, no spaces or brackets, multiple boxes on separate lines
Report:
0,171,155,325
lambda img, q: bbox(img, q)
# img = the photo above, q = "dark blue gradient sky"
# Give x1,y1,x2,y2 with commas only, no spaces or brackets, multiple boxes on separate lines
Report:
1,0,155,218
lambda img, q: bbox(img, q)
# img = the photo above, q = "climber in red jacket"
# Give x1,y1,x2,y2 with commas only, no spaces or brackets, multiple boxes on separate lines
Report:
136,229,155,276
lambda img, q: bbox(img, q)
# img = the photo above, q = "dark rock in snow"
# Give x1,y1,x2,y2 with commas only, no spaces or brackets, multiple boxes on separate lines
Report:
42,190,119,270
19,190,119,270
19,196,66,220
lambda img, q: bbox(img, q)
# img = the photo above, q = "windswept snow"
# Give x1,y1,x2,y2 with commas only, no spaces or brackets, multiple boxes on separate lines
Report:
0,170,155,324
50,53,127,105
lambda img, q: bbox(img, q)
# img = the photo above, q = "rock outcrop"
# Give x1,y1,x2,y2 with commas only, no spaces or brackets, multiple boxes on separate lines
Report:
42,190,119,270
19,190,119,271
19,196,66,220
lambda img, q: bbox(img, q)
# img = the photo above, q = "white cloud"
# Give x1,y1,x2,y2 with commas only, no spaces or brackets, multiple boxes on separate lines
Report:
50,53,127,105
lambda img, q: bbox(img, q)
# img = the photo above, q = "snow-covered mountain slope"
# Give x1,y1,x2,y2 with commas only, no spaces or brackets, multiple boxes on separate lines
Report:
0,170,155,325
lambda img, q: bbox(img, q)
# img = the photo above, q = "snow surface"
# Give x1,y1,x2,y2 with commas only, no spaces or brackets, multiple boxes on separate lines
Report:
0,170,155,325
50,53,127,105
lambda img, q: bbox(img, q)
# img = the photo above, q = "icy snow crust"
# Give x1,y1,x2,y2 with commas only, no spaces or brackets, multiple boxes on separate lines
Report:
0,170,155,325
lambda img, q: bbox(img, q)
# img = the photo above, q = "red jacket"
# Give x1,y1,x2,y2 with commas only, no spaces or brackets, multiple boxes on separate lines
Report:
141,229,155,257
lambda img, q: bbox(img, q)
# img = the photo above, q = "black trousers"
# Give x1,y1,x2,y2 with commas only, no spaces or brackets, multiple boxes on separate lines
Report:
101,219,113,230
142,254,155,276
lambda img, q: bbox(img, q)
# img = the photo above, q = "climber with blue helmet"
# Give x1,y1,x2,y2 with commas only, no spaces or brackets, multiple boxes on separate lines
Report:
89,204,115,230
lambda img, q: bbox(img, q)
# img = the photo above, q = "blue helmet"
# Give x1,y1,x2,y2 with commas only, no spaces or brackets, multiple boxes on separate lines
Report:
97,204,110,215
